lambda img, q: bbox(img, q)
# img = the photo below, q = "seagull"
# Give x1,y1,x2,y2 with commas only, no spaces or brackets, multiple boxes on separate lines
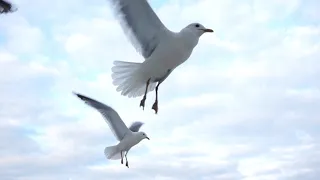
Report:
73,92,150,168
108,0,214,114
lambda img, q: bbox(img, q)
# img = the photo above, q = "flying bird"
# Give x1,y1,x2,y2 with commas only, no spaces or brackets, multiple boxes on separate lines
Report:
108,0,214,114
73,92,150,168
0,0,17,14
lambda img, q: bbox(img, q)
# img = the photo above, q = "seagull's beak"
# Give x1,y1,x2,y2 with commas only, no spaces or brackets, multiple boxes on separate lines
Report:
202,28,214,33
146,137,150,140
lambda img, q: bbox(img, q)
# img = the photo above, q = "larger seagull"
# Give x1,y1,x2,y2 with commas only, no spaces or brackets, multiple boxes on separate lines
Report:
108,0,214,114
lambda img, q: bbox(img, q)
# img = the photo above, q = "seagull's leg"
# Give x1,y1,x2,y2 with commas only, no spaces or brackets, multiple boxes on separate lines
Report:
125,151,129,168
120,151,123,164
151,82,160,114
140,78,151,110
152,69,172,114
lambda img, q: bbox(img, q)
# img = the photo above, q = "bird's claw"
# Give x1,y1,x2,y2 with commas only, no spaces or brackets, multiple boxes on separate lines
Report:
140,97,146,110
152,101,158,114
126,162,129,168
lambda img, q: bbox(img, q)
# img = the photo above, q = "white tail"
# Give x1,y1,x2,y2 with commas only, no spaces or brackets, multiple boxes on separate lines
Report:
104,145,123,160
111,60,156,98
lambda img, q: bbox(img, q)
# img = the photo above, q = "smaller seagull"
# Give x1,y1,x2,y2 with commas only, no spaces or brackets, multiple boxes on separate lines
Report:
73,92,150,168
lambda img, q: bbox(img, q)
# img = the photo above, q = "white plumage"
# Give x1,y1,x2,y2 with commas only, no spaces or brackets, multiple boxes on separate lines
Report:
107,0,214,113
73,92,149,168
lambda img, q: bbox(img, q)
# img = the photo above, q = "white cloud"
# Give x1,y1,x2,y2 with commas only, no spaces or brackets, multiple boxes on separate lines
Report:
1,0,320,179
0,16,44,54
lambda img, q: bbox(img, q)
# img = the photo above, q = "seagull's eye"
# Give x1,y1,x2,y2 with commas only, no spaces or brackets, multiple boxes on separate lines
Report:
195,24,200,28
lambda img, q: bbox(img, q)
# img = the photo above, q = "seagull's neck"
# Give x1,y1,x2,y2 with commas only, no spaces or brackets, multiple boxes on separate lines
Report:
132,132,143,142
178,29,200,50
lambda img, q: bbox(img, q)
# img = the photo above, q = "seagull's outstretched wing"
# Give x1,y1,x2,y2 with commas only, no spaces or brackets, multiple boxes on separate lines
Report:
107,0,170,58
73,92,130,141
128,121,144,132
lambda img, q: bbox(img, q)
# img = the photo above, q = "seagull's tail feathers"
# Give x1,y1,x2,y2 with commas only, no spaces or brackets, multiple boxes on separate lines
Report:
104,145,122,160
111,60,156,98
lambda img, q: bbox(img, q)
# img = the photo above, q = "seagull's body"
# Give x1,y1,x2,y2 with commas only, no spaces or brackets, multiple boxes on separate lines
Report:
114,131,146,154
139,29,199,80
108,0,213,114
73,92,149,168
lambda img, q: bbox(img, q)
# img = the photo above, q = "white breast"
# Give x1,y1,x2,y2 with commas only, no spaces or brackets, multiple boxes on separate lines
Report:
141,31,199,79
118,133,141,151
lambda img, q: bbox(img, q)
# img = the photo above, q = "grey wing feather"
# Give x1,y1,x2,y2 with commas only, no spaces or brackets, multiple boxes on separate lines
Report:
73,92,130,141
107,0,169,58
129,121,144,132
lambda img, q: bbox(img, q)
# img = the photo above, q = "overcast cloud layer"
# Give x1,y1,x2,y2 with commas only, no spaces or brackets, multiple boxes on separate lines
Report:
1,0,320,179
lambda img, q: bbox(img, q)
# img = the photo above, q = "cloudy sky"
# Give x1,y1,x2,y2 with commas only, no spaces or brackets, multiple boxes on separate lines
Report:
1,0,320,179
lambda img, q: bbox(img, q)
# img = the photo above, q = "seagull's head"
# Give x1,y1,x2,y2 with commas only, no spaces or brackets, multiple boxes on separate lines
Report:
138,132,150,141
186,23,214,37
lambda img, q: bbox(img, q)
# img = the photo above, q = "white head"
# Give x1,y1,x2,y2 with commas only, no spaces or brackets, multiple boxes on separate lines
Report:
184,23,214,37
138,131,150,141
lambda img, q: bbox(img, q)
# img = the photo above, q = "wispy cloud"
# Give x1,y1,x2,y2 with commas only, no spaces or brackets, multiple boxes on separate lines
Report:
1,0,319,179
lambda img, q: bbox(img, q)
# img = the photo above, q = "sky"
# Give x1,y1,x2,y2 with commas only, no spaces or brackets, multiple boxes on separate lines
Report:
0,0,320,179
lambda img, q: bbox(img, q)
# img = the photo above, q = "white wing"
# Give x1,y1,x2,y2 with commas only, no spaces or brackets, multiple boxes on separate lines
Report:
107,0,170,58
73,92,130,141
128,121,144,132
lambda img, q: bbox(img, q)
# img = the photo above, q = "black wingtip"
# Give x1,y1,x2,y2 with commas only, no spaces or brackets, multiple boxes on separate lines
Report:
72,91,97,104
72,91,85,100
72,91,79,97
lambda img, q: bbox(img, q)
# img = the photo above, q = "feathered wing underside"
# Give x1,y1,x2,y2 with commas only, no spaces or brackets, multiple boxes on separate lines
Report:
129,121,144,132
73,92,130,141
107,0,169,58
111,60,157,98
